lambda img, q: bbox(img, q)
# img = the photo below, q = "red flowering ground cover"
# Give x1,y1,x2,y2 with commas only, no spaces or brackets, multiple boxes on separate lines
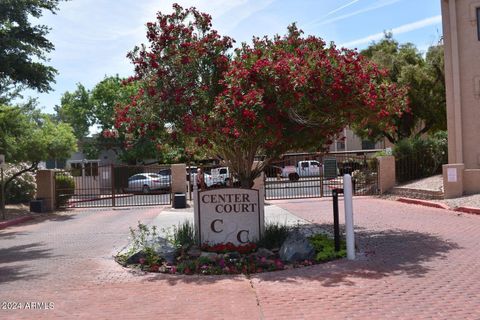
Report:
118,241,316,276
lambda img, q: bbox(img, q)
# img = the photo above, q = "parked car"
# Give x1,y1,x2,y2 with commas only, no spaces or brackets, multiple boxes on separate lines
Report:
204,167,231,187
186,167,198,188
128,173,171,193
281,160,322,181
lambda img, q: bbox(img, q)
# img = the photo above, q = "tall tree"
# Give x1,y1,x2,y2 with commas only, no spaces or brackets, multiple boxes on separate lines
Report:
115,5,407,187
91,75,138,131
359,34,446,143
0,0,64,102
55,83,92,139
0,104,77,202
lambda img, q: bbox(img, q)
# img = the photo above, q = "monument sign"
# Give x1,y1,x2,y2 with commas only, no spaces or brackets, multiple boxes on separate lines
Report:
194,188,264,245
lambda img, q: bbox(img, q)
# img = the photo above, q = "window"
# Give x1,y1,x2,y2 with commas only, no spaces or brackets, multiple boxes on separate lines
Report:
336,141,345,151
84,162,99,177
477,7,480,41
219,168,227,175
362,140,376,150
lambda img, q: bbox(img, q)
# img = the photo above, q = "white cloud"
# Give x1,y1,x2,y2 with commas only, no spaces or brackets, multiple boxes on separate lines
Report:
324,0,361,18
305,0,401,30
340,15,442,48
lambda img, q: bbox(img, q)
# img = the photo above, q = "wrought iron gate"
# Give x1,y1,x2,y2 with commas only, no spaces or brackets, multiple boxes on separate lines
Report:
264,153,379,200
55,164,172,208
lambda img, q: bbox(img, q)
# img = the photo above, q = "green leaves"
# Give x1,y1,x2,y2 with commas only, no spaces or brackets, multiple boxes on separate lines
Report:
359,34,446,142
0,104,77,163
0,0,64,100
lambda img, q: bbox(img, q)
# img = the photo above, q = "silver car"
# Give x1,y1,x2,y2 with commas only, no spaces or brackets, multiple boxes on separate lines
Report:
127,173,171,193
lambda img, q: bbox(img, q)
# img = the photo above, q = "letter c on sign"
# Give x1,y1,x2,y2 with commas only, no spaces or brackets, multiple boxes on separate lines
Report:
237,230,249,243
211,219,223,233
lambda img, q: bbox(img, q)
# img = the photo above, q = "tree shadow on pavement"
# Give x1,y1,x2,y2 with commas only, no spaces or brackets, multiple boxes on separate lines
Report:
0,265,49,285
251,225,461,287
138,223,460,286
0,243,54,284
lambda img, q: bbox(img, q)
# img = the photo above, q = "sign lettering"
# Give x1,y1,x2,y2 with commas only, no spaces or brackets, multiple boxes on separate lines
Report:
195,188,262,245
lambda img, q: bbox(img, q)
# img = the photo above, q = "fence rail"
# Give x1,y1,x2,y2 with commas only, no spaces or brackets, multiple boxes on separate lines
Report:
395,152,445,184
55,164,172,208
264,153,378,200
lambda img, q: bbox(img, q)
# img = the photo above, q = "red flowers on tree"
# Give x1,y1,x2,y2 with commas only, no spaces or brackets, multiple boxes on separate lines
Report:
115,4,408,188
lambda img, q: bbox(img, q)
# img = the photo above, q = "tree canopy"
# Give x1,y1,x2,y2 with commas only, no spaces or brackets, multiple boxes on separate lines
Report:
0,0,64,102
55,83,92,139
0,103,77,196
359,34,446,143
114,5,408,187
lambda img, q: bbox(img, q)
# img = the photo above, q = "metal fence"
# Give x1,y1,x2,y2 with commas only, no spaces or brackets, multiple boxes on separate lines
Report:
264,152,379,200
395,152,445,184
55,164,172,208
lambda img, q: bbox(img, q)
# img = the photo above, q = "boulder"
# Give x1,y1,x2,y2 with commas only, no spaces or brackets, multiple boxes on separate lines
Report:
187,246,202,258
279,231,315,262
200,252,219,261
124,251,146,265
123,237,177,265
254,248,275,259
148,237,177,264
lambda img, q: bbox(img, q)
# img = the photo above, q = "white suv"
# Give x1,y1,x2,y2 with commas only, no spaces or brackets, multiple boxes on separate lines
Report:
204,167,230,187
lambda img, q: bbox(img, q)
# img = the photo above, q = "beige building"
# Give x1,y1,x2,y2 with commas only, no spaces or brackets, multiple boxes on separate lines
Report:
329,128,386,152
442,0,480,197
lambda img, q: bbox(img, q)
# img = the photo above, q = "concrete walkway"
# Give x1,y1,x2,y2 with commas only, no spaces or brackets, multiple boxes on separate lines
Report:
1,198,479,319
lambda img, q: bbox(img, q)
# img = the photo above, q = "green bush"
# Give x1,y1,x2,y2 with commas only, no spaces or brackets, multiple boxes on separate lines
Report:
3,163,36,204
308,233,346,262
55,173,75,208
394,131,447,182
257,222,290,249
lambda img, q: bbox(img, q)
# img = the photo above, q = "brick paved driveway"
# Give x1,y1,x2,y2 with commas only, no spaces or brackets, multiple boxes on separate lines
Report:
1,198,480,319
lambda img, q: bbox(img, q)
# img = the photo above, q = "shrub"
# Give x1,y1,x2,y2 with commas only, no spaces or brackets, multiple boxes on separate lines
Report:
55,172,75,208
308,233,346,262
171,220,196,249
257,222,290,249
394,131,448,182
3,163,36,204
126,221,162,267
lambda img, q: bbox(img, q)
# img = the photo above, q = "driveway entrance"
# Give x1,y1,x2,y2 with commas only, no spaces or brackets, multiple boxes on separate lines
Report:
55,164,172,208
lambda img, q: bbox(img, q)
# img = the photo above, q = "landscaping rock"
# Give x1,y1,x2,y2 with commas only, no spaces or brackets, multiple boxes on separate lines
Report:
125,251,146,265
123,237,178,265
279,231,315,262
200,252,218,261
149,237,177,264
187,246,202,258
254,248,275,258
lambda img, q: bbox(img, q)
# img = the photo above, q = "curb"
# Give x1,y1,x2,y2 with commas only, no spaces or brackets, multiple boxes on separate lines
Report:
454,206,480,215
0,216,35,230
396,197,450,210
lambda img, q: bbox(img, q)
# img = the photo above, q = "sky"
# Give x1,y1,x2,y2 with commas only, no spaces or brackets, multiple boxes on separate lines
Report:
26,0,443,115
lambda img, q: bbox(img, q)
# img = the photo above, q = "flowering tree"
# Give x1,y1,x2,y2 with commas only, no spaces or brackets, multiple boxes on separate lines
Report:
115,4,408,188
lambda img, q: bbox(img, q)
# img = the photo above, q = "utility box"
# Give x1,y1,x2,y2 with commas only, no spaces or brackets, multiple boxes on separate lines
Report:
173,193,186,209
30,198,46,213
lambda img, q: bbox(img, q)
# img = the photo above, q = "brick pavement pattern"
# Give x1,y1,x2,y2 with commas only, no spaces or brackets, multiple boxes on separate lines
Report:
1,198,480,319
